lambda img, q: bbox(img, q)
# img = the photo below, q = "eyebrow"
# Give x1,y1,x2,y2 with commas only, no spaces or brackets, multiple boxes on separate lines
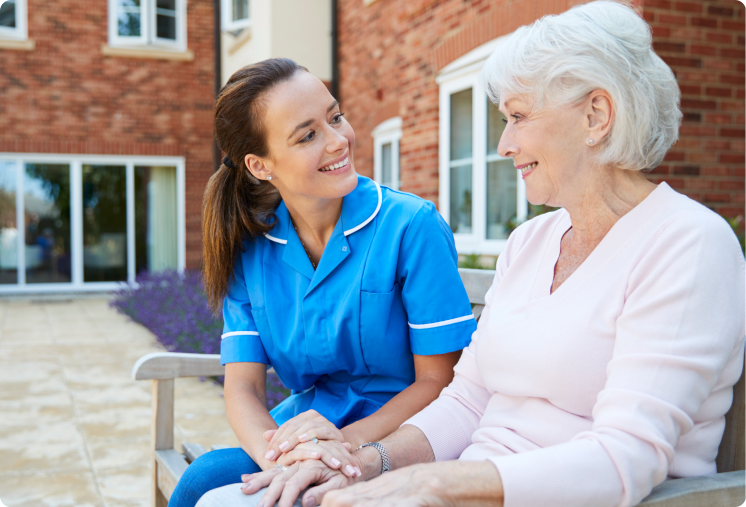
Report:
498,97,518,114
287,100,341,141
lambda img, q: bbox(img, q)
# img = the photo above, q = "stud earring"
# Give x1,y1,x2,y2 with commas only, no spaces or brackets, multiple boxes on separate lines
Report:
267,175,273,181
587,139,595,146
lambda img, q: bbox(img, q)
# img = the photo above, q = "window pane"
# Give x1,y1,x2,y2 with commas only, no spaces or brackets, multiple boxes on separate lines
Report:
487,98,507,154
135,166,177,275
83,165,127,282
449,164,472,234
156,0,177,40
449,88,472,161
232,0,249,22
117,0,142,36
24,164,72,284
0,161,17,284
381,142,392,186
0,0,16,28
486,160,517,240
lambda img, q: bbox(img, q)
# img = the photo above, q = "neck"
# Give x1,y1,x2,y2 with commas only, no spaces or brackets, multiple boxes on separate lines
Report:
561,165,656,244
283,194,343,248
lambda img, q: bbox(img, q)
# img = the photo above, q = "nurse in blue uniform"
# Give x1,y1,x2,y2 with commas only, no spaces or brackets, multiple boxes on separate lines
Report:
168,58,476,507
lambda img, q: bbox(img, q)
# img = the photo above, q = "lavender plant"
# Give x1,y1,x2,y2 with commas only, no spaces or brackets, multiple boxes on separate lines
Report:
111,270,290,408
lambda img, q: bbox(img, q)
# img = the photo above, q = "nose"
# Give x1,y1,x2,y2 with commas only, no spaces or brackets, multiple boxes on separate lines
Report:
497,123,519,159
325,123,348,153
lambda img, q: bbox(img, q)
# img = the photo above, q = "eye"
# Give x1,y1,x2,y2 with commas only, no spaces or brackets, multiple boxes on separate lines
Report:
511,114,523,123
501,118,508,124
332,113,345,124
300,130,316,143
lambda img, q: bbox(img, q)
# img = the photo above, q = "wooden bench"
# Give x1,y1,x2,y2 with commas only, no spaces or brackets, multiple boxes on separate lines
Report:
131,268,745,506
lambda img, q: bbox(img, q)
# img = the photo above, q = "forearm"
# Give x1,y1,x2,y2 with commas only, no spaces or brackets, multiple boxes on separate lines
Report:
341,375,448,450
356,424,434,480
224,383,279,470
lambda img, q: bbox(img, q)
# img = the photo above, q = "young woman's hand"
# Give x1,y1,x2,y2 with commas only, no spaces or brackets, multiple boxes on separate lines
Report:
275,440,360,477
263,410,348,459
240,459,360,507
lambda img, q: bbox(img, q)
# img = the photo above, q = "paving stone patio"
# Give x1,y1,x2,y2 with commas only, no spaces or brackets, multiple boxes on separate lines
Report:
0,296,238,507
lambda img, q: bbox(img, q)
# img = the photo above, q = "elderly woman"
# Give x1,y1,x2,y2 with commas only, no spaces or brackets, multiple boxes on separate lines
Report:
196,2,745,506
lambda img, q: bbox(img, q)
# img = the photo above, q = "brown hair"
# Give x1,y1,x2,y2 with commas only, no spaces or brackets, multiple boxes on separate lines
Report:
203,58,307,312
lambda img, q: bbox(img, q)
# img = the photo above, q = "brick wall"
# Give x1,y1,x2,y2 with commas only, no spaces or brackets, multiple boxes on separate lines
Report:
0,0,216,269
644,0,744,219
338,0,744,220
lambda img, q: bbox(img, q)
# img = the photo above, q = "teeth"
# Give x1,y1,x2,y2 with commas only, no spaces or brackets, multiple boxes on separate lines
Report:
520,162,537,174
320,157,349,172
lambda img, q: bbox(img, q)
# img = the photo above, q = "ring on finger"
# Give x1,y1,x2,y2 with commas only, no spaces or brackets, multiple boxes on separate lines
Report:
274,464,288,472
311,437,318,444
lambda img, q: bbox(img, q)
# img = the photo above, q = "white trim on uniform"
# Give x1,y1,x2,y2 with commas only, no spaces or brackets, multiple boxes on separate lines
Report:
264,234,287,244
221,330,260,339
408,314,475,330
344,181,382,236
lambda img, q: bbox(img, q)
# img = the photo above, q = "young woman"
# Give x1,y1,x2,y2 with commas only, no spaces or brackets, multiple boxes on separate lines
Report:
167,58,477,506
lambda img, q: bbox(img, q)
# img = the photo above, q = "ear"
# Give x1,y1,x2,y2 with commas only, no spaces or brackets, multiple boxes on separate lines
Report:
245,153,272,181
585,90,614,142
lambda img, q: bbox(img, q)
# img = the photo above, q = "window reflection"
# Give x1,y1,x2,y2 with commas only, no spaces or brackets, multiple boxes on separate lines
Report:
156,0,177,39
449,88,473,234
117,0,142,36
24,164,72,284
83,165,127,282
486,100,516,239
0,1,16,28
135,166,177,274
0,161,17,284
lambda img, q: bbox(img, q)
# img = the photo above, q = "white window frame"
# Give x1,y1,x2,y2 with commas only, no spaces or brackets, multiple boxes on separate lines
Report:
372,116,402,191
108,0,187,52
437,36,527,256
222,0,251,32
0,153,186,293
0,0,28,41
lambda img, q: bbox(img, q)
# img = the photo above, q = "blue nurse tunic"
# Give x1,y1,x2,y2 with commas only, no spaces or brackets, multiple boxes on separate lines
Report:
220,175,476,428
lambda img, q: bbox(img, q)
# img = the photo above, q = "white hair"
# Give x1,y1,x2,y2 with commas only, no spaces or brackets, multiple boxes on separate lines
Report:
482,0,682,171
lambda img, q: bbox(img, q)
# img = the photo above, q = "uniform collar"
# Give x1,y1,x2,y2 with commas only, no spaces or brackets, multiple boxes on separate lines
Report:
264,174,382,244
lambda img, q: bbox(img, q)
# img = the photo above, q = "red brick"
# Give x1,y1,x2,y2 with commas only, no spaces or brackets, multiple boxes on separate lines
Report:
721,128,746,137
665,151,686,161
662,56,703,68
643,10,655,22
719,181,744,190
738,89,746,100
693,44,720,56
703,166,731,177
675,1,702,13
674,165,701,175
706,32,733,44
706,87,732,97
681,98,717,109
721,154,746,164
705,113,733,124
679,84,702,95
689,152,718,163
721,101,746,111
659,13,688,25
705,140,730,151
645,0,671,8
680,125,718,136
723,20,745,31
652,26,671,37
721,74,745,85
686,178,716,189
692,17,718,28
704,193,732,202
721,48,746,59
654,41,686,52
708,5,735,17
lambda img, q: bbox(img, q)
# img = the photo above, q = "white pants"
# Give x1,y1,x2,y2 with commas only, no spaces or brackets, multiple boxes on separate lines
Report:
195,484,305,507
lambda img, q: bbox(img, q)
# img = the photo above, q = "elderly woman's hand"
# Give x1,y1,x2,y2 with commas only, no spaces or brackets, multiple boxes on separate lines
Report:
240,458,360,507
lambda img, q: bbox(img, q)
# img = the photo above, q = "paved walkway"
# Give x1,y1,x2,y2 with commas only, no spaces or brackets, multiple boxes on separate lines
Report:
0,297,239,507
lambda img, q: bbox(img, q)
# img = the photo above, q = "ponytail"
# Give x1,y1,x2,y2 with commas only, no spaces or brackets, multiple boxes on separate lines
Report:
202,58,305,312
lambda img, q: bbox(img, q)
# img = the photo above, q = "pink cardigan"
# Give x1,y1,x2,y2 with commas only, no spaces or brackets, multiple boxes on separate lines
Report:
406,183,745,507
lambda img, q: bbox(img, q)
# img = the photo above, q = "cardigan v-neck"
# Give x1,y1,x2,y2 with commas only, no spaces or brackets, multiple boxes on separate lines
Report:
407,182,745,507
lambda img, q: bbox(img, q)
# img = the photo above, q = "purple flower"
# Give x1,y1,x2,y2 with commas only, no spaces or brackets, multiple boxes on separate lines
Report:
110,270,290,409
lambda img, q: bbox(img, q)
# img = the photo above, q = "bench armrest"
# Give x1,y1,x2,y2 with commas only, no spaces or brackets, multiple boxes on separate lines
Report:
132,352,225,380
638,470,745,506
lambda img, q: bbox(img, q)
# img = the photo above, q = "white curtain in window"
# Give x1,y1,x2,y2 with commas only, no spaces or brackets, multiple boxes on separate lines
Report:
147,166,177,271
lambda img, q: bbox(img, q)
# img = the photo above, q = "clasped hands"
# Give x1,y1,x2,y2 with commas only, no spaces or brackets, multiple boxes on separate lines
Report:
241,410,364,506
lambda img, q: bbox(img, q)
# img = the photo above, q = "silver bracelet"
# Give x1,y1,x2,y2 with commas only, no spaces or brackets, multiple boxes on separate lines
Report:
358,442,389,474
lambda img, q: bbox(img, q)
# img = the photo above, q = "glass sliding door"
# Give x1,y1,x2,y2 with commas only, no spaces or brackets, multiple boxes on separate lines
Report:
82,164,127,282
135,165,177,275
0,161,17,284
24,164,72,283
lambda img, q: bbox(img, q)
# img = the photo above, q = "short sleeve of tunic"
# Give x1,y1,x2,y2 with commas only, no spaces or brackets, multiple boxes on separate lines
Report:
398,201,476,355
220,254,269,365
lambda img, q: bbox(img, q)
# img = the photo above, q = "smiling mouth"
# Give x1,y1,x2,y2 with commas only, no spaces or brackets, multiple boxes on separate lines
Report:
319,156,349,172
519,162,537,177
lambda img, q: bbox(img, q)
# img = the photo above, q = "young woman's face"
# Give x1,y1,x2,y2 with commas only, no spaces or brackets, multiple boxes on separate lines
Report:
251,71,358,203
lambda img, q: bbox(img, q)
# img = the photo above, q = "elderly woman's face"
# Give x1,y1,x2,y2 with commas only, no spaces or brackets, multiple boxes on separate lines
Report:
498,92,590,207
